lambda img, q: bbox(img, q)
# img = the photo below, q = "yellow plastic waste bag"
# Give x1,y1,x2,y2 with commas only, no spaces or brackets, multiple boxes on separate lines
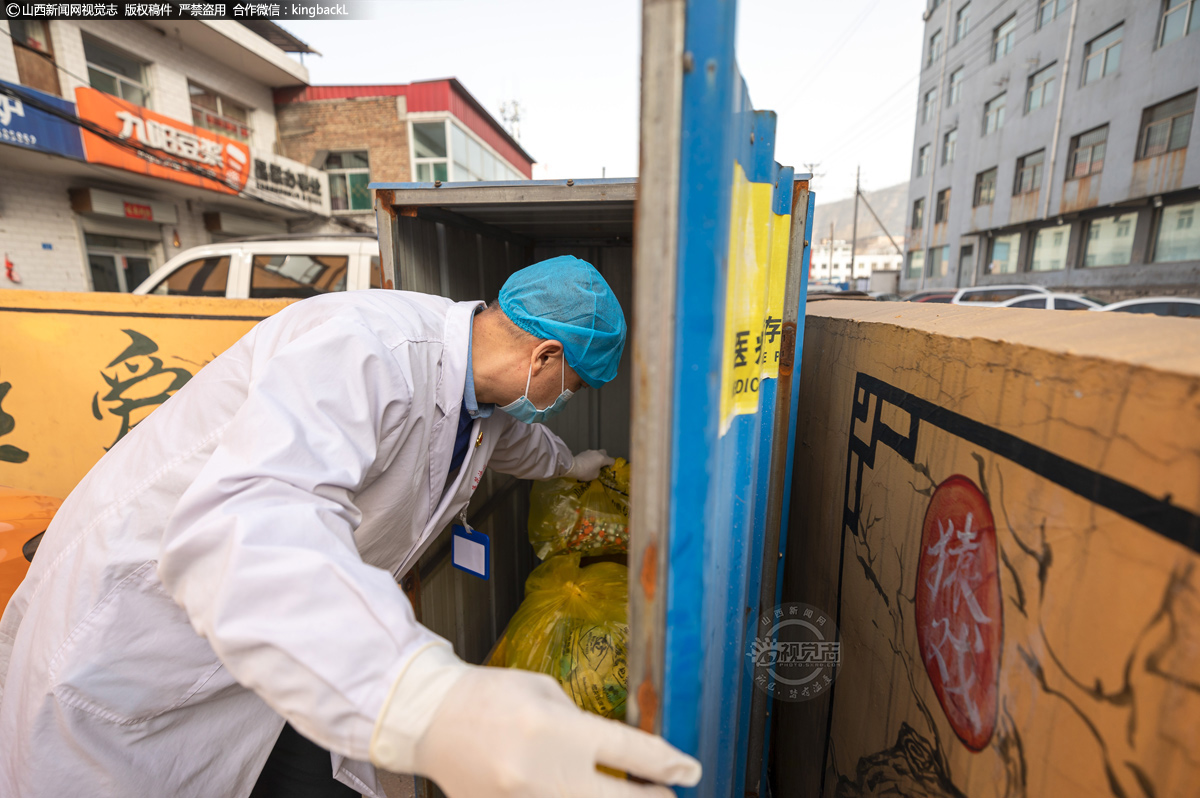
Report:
492,553,628,719
528,458,630,558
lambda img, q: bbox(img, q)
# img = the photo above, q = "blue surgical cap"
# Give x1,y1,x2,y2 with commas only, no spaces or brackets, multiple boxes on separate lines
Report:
498,256,627,388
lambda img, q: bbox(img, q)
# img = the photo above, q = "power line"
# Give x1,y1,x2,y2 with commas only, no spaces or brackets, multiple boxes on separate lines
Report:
810,1,1018,154
0,83,243,188
777,0,885,113
0,26,249,189
818,2,1044,166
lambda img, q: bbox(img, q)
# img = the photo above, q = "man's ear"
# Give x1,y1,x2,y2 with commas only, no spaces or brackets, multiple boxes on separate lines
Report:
531,340,564,374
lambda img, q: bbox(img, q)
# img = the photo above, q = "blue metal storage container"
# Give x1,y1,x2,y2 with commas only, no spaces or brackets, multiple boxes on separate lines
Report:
370,2,813,795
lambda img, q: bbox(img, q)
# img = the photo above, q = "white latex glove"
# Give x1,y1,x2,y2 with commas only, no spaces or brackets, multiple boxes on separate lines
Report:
565,449,616,482
371,645,701,798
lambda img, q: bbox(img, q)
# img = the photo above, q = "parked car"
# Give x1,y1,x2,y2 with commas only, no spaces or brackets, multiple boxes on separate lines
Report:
1098,297,1200,317
0,487,61,613
996,293,1103,310
133,234,381,298
951,284,1051,307
905,291,956,303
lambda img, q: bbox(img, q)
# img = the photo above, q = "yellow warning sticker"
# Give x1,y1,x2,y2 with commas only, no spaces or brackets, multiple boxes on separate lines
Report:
759,210,792,381
719,162,774,435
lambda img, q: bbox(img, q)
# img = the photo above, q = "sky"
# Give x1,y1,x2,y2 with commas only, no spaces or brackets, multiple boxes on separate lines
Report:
279,0,926,203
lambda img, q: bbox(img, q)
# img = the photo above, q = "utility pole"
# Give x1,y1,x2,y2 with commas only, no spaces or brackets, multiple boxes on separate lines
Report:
829,221,835,276
849,166,859,281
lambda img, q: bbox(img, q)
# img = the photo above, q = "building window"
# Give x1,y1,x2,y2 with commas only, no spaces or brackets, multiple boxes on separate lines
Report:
974,167,997,206
1083,213,1136,266
1159,0,1199,48
955,3,971,44
1067,126,1107,178
1153,200,1200,262
1014,150,1045,195
1037,0,1070,29
988,233,1021,274
1031,226,1070,271
917,144,931,177
906,249,925,279
323,151,371,212
922,87,939,124
188,83,251,142
448,121,522,182
947,66,964,106
1026,63,1056,113
411,120,450,182
928,245,949,277
9,20,60,96
85,233,157,294
935,188,950,223
928,29,944,68
84,36,147,107
983,93,1006,135
912,198,925,230
1138,91,1195,159
942,129,957,164
1082,25,1122,86
960,244,975,278
992,15,1016,62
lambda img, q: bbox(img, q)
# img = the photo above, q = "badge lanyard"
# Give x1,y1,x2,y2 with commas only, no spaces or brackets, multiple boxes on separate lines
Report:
451,510,490,580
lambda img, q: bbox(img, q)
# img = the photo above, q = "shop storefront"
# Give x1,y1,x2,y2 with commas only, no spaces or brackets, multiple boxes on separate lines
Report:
0,82,331,294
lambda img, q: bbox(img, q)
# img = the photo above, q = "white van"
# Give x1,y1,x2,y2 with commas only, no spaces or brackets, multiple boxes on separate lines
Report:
132,234,381,299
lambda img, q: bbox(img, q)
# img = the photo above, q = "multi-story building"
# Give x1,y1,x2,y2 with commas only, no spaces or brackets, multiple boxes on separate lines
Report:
903,0,1200,298
0,19,333,293
274,80,535,230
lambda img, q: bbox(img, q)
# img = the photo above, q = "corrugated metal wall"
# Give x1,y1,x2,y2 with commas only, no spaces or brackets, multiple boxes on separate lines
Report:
388,213,633,664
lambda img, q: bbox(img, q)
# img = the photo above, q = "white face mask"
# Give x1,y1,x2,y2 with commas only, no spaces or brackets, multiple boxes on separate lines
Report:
497,356,574,424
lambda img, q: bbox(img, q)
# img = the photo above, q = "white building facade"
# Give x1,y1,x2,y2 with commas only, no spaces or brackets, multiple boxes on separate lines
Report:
0,20,330,293
810,238,904,287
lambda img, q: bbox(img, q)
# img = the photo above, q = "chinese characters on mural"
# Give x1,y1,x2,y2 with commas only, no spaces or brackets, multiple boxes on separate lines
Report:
0,382,29,464
92,330,192,450
914,475,1002,752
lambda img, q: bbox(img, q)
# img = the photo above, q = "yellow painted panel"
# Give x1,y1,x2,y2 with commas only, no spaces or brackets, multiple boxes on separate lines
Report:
0,290,295,498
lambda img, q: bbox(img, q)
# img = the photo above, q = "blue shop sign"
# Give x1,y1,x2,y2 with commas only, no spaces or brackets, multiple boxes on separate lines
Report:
0,79,85,161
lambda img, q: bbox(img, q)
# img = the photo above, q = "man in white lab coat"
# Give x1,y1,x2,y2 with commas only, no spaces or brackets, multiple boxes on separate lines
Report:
0,256,700,798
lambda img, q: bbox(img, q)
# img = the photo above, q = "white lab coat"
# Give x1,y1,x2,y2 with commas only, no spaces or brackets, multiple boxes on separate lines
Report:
0,291,573,797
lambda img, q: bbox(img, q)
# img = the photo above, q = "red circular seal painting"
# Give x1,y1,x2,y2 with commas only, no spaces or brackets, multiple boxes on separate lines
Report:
914,475,1002,751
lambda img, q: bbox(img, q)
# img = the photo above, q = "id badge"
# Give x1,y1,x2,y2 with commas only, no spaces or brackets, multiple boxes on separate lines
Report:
451,521,490,580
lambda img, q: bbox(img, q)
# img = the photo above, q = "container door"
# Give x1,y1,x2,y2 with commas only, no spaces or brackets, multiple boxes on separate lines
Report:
629,1,813,796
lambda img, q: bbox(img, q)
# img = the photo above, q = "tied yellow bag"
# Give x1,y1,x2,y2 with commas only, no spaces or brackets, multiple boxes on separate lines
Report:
528,458,630,559
492,553,628,719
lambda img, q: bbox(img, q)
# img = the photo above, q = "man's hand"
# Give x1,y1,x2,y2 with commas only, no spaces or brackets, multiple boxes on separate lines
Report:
413,666,701,797
565,449,616,482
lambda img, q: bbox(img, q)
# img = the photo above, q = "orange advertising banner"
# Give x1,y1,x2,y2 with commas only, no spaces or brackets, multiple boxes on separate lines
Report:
74,87,251,195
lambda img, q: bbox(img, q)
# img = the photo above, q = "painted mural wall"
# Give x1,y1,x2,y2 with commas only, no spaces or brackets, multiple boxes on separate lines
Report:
0,290,294,498
774,301,1200,798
